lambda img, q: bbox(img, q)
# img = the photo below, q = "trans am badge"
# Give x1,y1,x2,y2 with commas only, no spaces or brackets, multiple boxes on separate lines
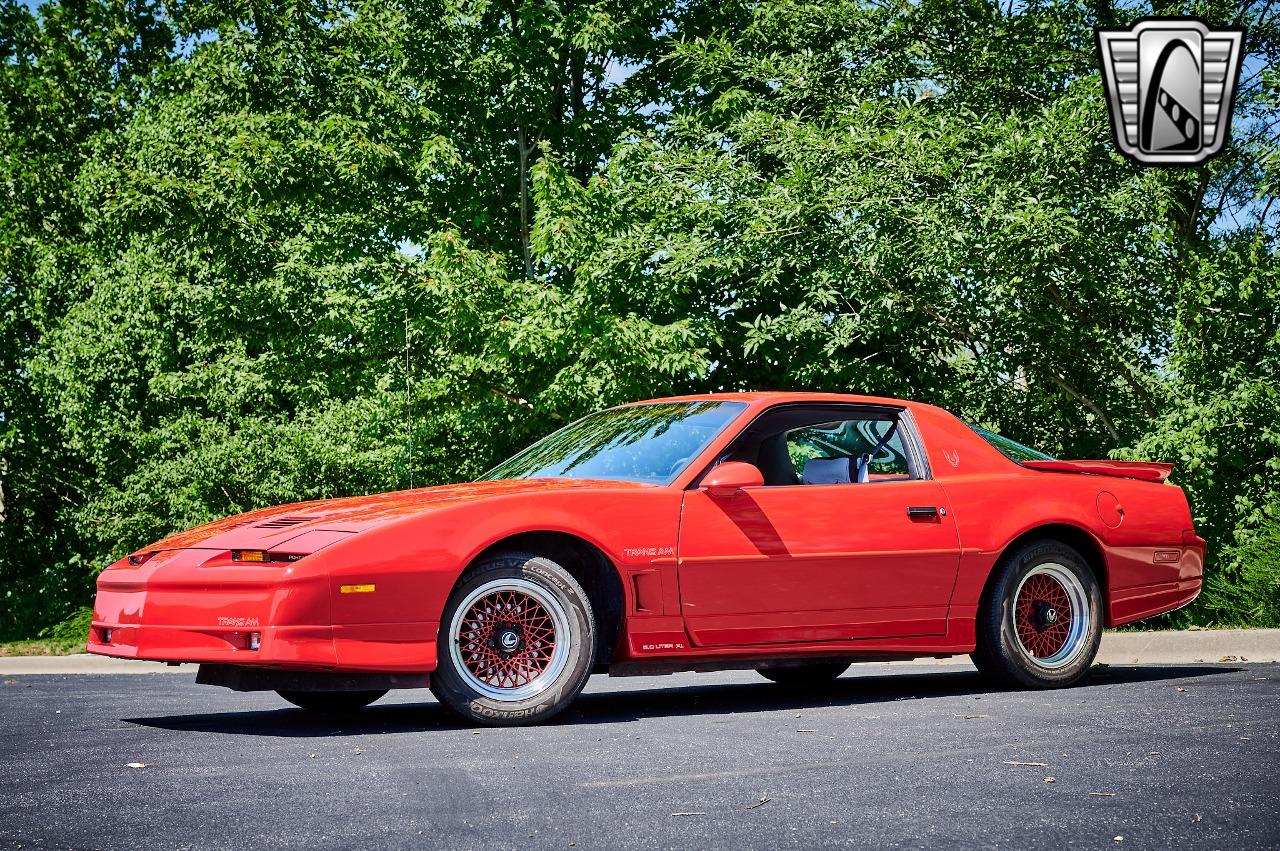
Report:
1096,18,1245,166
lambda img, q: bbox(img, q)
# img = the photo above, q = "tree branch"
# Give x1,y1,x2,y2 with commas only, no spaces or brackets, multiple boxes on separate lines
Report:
1045,372,1122,444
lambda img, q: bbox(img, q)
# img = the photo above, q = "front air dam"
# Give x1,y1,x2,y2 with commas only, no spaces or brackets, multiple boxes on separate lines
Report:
196,664,429,693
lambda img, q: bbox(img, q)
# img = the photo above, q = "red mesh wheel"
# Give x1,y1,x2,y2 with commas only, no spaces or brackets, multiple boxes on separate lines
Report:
1014,572,1074,659
973,543,1100,687
455,586,562,693
435,555,595,725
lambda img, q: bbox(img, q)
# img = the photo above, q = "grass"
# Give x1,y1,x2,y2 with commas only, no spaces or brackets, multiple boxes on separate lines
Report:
0,606,93,656
0,637,86,656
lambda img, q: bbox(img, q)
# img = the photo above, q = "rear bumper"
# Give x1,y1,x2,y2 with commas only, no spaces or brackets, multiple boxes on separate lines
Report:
1110,576,1202,627
1106,535,1206,627
89,550,437,673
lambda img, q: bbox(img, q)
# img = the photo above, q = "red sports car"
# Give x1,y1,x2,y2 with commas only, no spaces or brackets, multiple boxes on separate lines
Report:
89,392,1204,725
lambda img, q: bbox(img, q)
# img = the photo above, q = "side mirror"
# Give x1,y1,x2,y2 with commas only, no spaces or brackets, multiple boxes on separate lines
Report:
700,461,764,497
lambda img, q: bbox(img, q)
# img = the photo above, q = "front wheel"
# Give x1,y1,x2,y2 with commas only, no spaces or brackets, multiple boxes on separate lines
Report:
430,552,596,726
972,540,1102,688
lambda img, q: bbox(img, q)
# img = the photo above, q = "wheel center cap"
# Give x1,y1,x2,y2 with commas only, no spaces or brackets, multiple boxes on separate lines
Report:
1040,605,1059,626
499,629,521,651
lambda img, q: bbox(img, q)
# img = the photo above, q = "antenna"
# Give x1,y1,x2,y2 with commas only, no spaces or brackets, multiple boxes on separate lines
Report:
405,307,413,490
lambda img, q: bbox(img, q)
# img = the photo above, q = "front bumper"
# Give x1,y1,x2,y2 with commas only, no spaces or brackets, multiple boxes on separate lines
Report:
88,548,437,673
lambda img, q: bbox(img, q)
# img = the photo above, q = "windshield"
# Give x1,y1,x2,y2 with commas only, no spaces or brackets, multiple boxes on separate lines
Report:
483,401,748,485
968,424,1056,463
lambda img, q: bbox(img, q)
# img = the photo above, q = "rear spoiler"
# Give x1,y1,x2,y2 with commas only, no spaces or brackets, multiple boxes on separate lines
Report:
1021,459,1174,483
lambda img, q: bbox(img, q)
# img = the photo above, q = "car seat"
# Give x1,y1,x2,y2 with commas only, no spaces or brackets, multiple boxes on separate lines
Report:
801,456,852,484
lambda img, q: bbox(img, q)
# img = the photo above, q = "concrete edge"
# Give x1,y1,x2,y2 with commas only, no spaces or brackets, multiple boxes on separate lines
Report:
0,655,198,675
2,629,1277,675
1095,628,1279,665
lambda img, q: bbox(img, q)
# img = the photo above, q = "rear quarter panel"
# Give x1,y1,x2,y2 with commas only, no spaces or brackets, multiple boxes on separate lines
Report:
910,403,1203,628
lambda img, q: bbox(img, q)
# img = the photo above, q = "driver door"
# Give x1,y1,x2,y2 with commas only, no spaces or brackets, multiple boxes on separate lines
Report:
676,406,961,647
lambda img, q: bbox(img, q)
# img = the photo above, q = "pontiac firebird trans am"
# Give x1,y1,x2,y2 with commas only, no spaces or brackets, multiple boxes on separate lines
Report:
89,393,1205,725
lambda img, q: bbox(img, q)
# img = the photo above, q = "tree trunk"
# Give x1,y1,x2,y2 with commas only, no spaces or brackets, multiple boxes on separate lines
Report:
517,124,533,280
570,48,589,181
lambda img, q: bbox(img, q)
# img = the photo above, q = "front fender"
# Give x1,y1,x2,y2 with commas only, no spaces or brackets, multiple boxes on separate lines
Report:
313,484,683,629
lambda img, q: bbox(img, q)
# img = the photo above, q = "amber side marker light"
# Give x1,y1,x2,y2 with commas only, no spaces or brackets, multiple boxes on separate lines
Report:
340,584,376,594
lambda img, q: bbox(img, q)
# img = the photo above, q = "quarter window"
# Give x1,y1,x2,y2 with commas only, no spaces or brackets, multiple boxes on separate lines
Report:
967,424,1055,463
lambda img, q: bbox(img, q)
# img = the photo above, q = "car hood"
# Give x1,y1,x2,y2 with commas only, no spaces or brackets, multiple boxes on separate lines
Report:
144,478,655,552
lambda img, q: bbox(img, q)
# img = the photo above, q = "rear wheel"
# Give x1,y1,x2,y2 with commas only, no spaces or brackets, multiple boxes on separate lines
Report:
756,662,849,686
276,689,387,713
972,540,1102,688
431,551,595,726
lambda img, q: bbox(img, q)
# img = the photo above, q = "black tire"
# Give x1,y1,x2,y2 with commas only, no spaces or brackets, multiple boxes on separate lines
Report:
430,551,596,726
276,689,387,712
971,539,1103,688
756,662,850,686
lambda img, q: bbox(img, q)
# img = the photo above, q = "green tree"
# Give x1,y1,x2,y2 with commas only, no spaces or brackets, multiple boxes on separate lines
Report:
536,0,1279,622
2,0,1277,639
1,0,720,636
1,0,173,636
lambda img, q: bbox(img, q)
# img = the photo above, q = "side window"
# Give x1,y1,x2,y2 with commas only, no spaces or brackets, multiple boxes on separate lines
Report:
713,405,920,487
787,418,912,483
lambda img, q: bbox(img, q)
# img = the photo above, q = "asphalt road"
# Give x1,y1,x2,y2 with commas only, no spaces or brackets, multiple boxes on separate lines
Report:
1,663,1277,850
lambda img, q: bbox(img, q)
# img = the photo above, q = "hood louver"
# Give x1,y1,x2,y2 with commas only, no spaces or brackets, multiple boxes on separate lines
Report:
254,516,318,529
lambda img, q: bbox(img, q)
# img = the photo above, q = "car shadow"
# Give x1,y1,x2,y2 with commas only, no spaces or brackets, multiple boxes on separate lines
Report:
562,664,1238,725
123,663,1239,738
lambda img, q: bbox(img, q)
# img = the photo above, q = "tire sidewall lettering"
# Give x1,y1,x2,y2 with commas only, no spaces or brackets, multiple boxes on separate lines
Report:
977,540,1103,689
433,552,596,726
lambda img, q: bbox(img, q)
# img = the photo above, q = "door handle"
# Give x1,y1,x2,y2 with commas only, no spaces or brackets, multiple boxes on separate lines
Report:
907,506,939,519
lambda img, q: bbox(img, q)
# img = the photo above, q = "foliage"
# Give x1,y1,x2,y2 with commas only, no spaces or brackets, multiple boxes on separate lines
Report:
0,606,90,655
1122,231,1280,626
0,636,85,656
1209,514,1280,628
42,605,92,644
1,0,1277,638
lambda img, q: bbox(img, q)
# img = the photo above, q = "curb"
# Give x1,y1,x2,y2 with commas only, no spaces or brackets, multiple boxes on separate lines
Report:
0,655,197,675
2,629,1277,675
1096,628,1279,665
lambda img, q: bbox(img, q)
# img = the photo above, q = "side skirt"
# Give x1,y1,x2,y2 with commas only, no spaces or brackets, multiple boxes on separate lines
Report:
608,653,961,678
